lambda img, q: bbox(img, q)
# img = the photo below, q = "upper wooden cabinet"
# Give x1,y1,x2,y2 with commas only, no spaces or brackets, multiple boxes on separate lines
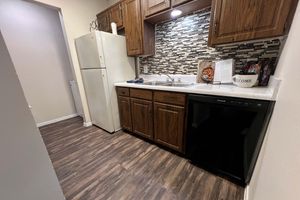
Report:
208,0,299,46
97,1,125,33
171,0,191,7
144,0,212,24
124,0,143,55
144,0,171,17
109,2,124,29
124,0,155,56
98,0,210,55
97,11,110,32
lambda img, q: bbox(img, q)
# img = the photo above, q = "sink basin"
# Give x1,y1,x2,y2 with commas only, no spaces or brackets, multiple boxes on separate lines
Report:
142,81,194,87
142,81,170,86
163,82,194,87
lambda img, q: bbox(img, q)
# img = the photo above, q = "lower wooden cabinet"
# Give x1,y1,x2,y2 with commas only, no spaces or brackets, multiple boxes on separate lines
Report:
117,87,186,153
154,102,185,152
131,98,153,139
118,96,132,131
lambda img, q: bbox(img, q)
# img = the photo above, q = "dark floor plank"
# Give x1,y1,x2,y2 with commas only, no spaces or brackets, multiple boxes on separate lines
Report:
40,117,244,200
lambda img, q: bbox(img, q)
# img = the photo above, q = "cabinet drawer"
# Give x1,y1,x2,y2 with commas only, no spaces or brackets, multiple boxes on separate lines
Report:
130,88,153,100
154,91,186,106
117,87,129,96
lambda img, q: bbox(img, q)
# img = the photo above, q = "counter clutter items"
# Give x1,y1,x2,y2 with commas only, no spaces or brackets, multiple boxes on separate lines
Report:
197,59,234,84
196,58,274,88
232,74,259,88
240,60,273,86
126,78,144,83
214,59,235,84
197,60,215,83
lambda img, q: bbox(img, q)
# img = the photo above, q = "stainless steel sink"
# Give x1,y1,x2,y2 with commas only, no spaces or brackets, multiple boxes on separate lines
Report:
142,81,170,86
164,82,194,87
142,81,194,87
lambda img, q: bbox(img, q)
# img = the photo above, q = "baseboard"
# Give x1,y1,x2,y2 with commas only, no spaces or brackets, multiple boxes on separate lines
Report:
244,185,249,200
37,114,78,127
83,121,93,127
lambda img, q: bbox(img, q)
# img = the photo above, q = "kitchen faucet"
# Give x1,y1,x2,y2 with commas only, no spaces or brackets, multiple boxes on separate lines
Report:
160,73,175,82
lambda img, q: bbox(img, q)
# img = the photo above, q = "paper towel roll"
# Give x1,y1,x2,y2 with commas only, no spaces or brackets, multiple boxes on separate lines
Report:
111,22,117,35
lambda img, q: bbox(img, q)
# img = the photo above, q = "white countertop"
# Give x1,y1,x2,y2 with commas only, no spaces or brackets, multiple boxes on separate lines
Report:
114,76,281,101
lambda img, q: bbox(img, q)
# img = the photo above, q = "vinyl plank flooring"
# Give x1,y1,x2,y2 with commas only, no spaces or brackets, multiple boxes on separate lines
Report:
40,117,244,200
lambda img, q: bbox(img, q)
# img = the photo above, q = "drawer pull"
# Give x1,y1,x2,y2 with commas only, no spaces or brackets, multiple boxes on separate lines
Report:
117,87,129,96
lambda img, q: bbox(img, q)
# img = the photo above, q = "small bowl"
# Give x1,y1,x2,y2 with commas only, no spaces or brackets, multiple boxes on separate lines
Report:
232,74,258,88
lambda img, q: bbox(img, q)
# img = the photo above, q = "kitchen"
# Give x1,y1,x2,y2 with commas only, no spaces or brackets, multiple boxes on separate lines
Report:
0,0,299,200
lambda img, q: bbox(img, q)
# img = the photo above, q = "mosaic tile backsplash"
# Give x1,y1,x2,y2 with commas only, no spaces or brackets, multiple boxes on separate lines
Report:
139,9,283,75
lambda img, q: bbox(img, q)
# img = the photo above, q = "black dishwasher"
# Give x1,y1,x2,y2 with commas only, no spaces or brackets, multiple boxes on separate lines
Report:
186,94,275,186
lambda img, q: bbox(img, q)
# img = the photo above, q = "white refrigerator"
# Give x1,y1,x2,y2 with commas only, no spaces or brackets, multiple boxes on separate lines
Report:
75,31,135,133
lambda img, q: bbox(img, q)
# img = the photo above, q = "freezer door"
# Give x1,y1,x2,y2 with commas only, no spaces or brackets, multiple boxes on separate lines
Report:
81,69,114,132
75,32,105,69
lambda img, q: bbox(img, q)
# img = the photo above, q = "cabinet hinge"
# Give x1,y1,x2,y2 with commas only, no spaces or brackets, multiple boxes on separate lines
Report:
214,22,218,35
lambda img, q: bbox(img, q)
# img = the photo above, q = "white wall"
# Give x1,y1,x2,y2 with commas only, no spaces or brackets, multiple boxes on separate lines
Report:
248,3,300,200
33,0,109,126
106,0,120,7
0,31,65,200
0,0,77,124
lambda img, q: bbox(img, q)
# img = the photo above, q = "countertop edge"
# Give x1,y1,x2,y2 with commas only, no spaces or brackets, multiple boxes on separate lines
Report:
114,80,280,101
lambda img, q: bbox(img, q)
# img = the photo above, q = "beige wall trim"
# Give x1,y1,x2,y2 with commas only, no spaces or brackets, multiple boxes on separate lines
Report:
244,186,249,200
83,121,93,127
37,114,79,127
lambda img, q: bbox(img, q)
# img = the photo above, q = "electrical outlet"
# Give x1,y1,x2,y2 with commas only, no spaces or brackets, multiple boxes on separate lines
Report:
143,65,149,74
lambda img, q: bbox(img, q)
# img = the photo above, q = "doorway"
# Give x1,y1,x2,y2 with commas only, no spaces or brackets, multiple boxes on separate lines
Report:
0,0,82,126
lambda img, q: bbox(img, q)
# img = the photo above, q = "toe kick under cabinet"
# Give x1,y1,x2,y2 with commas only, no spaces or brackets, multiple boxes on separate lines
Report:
116,87,187,153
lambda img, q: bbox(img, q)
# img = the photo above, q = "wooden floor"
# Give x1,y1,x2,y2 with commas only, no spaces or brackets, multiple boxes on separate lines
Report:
40,117,244,200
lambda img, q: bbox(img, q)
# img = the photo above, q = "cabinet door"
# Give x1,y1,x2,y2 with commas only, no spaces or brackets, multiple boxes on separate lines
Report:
154,102,185,152
124,0,144,55
208,0,297,46
97,11,110,32
118,96,132,131
109,2,124,29
144,0,171,17
131,98,153,139
171,0,191,7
